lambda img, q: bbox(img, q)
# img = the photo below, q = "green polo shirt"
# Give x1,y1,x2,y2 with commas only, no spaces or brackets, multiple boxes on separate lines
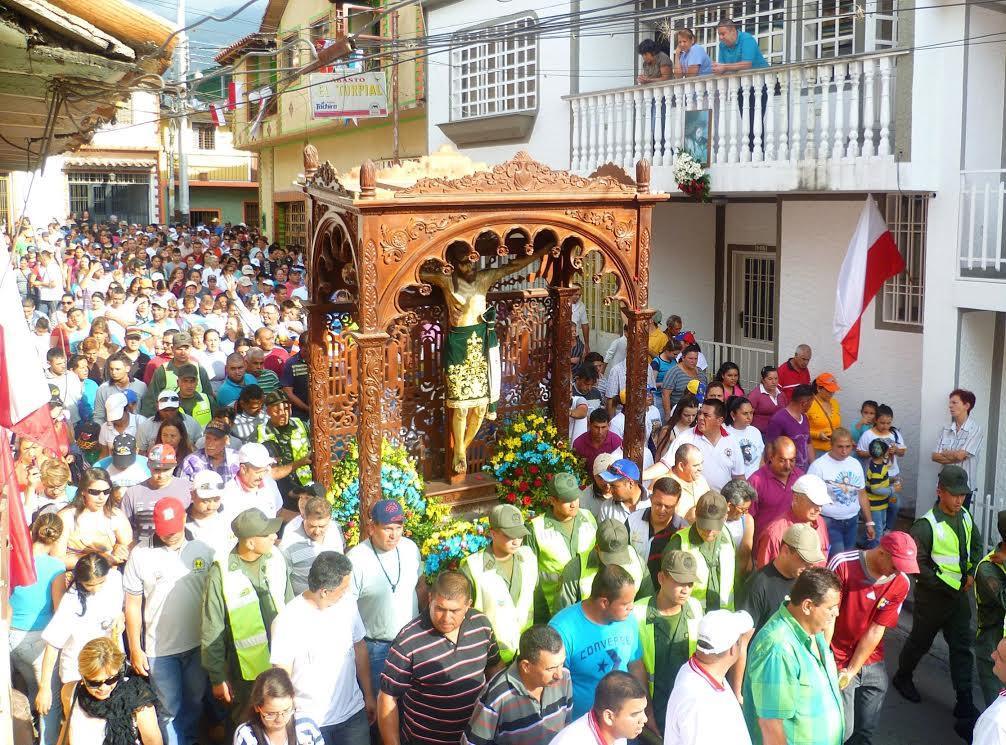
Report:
742,603,844,745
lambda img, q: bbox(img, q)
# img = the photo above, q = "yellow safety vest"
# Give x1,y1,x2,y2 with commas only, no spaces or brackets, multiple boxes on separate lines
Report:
530,511,597,615
164,365,205,395
462,546,538,663
975,553,1006,636
632,596,701,694
217,551,288,681
923,508,973,591
674,527,736,611
180,392,212,426
257,419,312,485
578,548,646,601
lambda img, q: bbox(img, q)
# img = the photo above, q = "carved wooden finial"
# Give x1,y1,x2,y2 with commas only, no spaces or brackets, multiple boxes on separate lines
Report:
360,160,376,199
635,160,651,193
303,144,320,178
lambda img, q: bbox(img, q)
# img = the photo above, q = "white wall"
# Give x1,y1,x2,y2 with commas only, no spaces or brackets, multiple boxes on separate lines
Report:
962,7,1006,171
575,0,635,96
90,92,160,150
957,310,997,499
778,200,924,507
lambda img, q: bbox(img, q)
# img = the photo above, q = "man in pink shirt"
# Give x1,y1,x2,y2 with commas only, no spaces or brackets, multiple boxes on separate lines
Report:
754,474,831,568
572,409,623,475
748,437,803,536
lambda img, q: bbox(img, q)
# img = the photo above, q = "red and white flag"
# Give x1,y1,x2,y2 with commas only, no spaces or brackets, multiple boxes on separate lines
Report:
210,102,227,127
0,426,36,590
227,80,245,111
833,197,906,369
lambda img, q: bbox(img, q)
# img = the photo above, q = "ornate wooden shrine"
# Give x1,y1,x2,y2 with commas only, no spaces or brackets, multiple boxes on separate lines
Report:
303,149,665,519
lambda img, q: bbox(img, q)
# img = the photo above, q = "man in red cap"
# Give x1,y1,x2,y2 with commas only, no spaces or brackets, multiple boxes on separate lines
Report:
827,531,917,745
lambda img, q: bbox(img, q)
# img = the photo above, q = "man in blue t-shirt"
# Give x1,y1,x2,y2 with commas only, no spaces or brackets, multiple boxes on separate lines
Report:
713,18,769,73
549,565,653,730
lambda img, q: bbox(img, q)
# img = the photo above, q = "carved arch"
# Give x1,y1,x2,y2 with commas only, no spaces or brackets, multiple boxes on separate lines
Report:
310,214,359,305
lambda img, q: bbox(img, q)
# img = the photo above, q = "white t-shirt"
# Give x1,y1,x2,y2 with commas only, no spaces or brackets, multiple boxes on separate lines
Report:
604,335,627,369
346,537,422,642
571,300,589,337
609,406,662,443
809,453,866,521
599,495,652,524
279,522,346,595
668,428,745,491
68,700,108,743
973,691,1006,745
550,713,625,745
38,262,65,302
122,538,215,656
270,594,366,727
99,414,140,449
194,348,228,385
856,428,905,478
569,391,603,443
663,658,752,745
186,513,235,559
42,570,124,683
726,425,765,478
221,476,283,523
121,478,192,543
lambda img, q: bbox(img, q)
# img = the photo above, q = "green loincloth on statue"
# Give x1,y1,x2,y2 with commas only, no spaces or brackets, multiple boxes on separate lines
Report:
444,308,500,413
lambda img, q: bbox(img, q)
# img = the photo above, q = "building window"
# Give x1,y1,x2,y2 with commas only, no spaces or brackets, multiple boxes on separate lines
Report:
877,194,927,330
115,99,133,126
450,16,538,121
0,172,9,229
281,34,298,70
276,201,307,249
577,251,622,336
193,123,216,151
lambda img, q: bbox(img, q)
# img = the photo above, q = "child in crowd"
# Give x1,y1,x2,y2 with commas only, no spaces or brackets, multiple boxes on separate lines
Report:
851,399,878,444
864,439,898,544
856,403,906,530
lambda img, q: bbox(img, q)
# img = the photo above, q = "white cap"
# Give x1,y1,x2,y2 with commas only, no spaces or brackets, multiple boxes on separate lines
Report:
157,389,181,410
191,470,225,498
696,610,754,654
792,474,832,506
238,442,275,468
593,451,619,478
105,392,128,421
151,271,165,281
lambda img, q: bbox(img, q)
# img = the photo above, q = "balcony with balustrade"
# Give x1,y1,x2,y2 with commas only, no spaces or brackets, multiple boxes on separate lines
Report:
958,171,1006,306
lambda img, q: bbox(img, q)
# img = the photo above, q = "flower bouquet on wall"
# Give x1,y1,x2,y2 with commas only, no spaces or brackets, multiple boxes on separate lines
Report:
485,409,587,518
420,518,491,577
672,151,711,203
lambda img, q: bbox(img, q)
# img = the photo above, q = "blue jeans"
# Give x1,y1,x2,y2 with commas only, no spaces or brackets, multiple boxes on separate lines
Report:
825,515,859,557
865,508,887,548
365,639,392,698
9,628,62,745
320,708,370,745
148,648,207,745
841,661,889,745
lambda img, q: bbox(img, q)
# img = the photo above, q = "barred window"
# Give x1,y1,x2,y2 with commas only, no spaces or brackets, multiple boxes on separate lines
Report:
877,194,927,330
0,172,10,229
193,123,215,151
276,201,307,249
577,251,621,336
450,16,537,121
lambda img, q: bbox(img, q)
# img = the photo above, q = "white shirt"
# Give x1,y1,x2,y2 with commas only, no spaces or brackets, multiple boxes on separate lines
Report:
974,691,1006,745
857,427,905,478
604,335,627,368
809,453,866,521
610,406,662,443
935,416,984,495
270,594,366,727
663,658,752,745
549,712,625,745
571,300,589,338
186,513,235,559
221,475,283,523
600,495,652,525
279,522,346,595
346,537,422,641
99,414,140,449
669,427,745,491
726,425,765,479
122,538,215,656
38,261,64,301
194,348,228,386
604,360,626,400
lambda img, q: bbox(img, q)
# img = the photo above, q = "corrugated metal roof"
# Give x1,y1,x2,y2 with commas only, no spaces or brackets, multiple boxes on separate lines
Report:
63,155,156,169
214,33,273,65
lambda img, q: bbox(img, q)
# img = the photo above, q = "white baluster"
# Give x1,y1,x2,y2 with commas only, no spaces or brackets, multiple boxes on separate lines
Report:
967,182,978,270
626,90,638,171
777,72,789,161
806,67,818,161
878,55,893,156
603,93,614,165
571,98,582,171
652,87,664,166
727,76,739,164
642,88,654,164
818,65,830,162
862,60,876,157
716,77,727,164
753,73,765,162
790,68,802,161
832,62,846,160
613,92,625,168
668,87,681,165
997,182,1006,272
764,72,776,162
847,61,862,158
983,182,993,270
591,95,603,172
632,89,644,165
739,76,752,163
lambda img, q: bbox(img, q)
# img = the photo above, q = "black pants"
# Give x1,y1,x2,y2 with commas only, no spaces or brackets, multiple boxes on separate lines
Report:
898,583,974,697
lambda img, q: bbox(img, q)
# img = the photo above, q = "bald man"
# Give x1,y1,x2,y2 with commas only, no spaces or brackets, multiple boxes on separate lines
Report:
246,347,281,393
217,352,258,407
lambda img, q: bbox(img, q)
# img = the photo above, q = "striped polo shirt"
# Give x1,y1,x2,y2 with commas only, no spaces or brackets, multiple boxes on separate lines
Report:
381,609,501,745
462,663,573,745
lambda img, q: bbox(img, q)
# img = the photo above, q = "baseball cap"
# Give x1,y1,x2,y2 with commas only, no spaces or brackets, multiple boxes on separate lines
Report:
815,372,841,393
203,423,229,439
550,472,582,503
76,421,101,450
231,508,282,540
661,550,699,583
371,499,405,524
157,390,181,410
184,280,198,289
172,332,192,348
191,470,224,499
238,442,275,468
148,443,178,469
652,310,663,324
868,439,890,458
593,452,619,478
782,523,826,563
237,276,253,287
263,390,288,407
695,490,728,532
696,609,754,654
151,272,165,282
879,531,920,574
176,363,199,380
596,519,633,565
599,458,641,484
792,474,832,506
938,465,971,496
150,297,166,308
48,384,63,408
111,434,138,470
241,265,255,276
124,327,144,339
153,497,186,537
489,504,529,539
104,391,128,421
138,277,153,289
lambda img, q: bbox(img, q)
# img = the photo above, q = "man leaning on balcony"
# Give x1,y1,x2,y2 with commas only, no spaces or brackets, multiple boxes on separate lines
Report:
712,18,768,74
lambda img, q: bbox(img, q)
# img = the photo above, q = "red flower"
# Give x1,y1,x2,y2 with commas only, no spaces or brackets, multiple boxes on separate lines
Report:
515,467,524,477
506,492,517,502
546,473,554,480
533,477,543,487
529,466,539,474
522,496,532,506
519,481,529,492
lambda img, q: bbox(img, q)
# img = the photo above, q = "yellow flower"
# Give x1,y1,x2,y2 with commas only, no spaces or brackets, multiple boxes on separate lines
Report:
504,453,515,462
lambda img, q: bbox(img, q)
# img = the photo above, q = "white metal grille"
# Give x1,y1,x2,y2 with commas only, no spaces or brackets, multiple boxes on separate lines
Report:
194,123,216,151
66,171,150,184
576,251,621,336
450,17,537,121
880,194,926,328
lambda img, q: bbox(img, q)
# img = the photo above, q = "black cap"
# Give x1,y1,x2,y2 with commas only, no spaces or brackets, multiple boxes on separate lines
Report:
75,421,101,450
263,390,289,406
112,434,137,469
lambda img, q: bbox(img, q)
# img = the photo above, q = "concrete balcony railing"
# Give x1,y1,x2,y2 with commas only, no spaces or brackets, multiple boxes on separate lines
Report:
565,49,909,193
959,171,1006,281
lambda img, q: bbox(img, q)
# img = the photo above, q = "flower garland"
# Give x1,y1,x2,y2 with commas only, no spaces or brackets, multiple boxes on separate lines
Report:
420,518,491,576
485,409,586,518
672,151,711,203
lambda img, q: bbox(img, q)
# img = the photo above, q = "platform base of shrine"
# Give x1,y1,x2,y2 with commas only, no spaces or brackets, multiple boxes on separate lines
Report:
426,472,498,517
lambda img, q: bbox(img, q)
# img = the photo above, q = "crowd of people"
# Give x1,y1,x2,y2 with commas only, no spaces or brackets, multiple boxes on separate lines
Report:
2,212,1001,745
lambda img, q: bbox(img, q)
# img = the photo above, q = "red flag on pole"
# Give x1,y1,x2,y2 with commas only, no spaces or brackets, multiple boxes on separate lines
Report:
0,426,36,590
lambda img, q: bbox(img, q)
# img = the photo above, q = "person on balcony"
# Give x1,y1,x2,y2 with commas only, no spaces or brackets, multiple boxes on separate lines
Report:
712,19,768,73
636,39,672,84
673,29,713,77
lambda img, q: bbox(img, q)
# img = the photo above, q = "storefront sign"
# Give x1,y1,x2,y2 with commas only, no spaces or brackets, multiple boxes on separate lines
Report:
309,71,388,119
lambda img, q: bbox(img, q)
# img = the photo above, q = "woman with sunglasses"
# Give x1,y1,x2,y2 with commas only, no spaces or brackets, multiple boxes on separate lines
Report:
234,668,322,745
36,554,126,721
57,468,132,569
62,637,161,745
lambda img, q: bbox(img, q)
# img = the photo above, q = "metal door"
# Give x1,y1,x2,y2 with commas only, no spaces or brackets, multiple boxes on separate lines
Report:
731,248,777,350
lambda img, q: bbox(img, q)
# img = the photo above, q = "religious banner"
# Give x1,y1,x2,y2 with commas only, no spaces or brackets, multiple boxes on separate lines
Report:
308,71,388,119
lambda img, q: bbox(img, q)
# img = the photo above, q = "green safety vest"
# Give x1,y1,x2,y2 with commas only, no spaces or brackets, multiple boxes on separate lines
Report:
257,419,312,485
578,548,646,601
164,365,205,395
674,527,736,611
217,551,288,681
530,511,597,615
632,596,702,694
975,552,1006,636
923,508,973,591
462,546,538,663
180,392,212,426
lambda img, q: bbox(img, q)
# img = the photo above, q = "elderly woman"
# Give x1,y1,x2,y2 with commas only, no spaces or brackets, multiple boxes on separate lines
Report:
748,365,787,433
808,372,842,456
722,480,757,576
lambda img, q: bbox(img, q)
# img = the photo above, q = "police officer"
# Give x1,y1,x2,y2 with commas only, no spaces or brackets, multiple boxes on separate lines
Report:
461,504,538,663
975,510,1006,706
256,390,311,519
556,519,652,610
894,466,983,726
667,490,736,612
175,363,212,427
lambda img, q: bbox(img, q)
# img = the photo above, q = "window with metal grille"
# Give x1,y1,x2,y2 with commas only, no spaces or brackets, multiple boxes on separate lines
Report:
0,172,9,229
193,123,216,150
281,35,297,70
277,201,307,249
450,16,537,121
576,251,622,336
877,194,927,330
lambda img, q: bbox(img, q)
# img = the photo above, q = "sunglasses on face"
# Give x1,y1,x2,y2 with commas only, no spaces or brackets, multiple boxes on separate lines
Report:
87,487,111,496
83,672,122,689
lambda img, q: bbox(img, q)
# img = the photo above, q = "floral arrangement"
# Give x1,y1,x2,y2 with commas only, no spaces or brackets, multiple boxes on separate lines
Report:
326,438,451,547
420,518,491,577
485,409,586,517
673,151,711,202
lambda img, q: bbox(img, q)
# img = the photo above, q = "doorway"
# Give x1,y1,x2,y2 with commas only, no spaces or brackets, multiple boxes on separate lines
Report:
729,245,777,350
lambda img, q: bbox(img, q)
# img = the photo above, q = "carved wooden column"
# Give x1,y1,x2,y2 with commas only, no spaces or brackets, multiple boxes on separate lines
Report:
307,308,331,485
622,307,655,468
549,286,578,437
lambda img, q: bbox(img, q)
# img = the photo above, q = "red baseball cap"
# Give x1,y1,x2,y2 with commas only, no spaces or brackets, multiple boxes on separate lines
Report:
880,531,920,574
153,497,186,538
148,443,178,469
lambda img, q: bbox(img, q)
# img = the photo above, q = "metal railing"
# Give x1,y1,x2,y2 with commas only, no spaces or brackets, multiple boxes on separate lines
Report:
697,339,775,393
959,170,1006,280
972,492,999,554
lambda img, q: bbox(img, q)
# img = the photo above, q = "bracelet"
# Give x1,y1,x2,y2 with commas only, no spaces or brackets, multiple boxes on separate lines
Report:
865,521,876,527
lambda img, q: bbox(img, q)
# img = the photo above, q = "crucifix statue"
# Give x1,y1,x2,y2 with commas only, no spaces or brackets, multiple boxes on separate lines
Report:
420,241,553,474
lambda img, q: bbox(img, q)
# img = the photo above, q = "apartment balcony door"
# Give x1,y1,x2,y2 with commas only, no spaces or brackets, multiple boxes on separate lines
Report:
730,246,777,351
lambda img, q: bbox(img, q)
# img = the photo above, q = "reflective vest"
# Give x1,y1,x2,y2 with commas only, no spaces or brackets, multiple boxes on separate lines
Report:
164,365,205,395
923,508,973,591
180,393,212,426
975,553,1006,635
217,551,288,681
530,511,597,614
257,419,312,485
578,548,646,601
674,527,736,611
632,596,702,694
462,546,538,663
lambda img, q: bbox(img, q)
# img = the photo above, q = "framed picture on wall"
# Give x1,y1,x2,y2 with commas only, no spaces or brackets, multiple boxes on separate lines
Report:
683,109,712,168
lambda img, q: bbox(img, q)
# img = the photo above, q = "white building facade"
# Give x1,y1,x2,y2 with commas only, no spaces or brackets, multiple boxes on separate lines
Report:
424,0,1006,518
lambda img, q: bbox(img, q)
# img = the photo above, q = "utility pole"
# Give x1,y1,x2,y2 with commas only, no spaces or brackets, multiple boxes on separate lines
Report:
175,0,190,226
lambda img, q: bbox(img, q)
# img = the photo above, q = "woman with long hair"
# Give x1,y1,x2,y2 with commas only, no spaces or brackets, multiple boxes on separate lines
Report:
168,267,186,298
653,394,701,464
713,361,745,400
154,420,193,472
63,637,161,745
726,396,765,478
234,668,322,745
748,365,788,434
57,468,132,568
88,317,120,359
